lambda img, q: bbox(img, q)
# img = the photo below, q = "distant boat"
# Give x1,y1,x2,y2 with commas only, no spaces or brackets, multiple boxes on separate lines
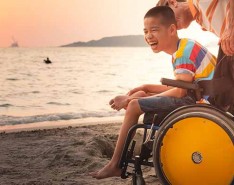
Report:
44,57,52,64
10,37,19,47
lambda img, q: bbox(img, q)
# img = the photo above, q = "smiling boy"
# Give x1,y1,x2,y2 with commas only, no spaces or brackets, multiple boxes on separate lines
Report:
157,0,234,113
90,6,216,179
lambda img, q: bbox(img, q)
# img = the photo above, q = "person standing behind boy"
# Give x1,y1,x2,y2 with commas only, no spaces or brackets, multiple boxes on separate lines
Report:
89,6,216,179
157,0,234,112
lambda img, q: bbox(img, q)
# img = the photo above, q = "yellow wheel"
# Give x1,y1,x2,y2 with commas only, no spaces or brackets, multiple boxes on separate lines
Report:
153,105,234,185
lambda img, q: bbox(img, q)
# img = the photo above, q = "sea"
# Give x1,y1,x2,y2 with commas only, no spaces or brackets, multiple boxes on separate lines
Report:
0,46,218,128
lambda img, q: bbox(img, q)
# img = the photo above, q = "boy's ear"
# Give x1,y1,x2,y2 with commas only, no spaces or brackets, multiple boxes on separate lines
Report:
169,24,177,35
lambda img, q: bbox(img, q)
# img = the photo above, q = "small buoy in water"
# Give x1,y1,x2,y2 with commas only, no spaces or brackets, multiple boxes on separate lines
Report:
44,57,52,64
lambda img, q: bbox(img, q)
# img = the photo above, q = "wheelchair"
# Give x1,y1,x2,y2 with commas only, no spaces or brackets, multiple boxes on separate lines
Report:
119,78,234,185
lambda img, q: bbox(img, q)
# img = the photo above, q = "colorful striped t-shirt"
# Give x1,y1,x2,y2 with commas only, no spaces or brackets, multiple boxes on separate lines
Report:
172,38,216,82
188,0,231,37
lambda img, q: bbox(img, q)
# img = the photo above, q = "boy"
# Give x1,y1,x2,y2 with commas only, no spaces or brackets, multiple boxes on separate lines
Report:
157,0,234,114
90,6,216,179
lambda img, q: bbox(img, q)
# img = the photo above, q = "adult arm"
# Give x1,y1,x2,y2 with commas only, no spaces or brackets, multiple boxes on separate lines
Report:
220,0,234,56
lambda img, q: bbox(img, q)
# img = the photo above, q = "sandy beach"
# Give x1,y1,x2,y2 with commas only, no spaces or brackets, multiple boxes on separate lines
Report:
0,119,161,185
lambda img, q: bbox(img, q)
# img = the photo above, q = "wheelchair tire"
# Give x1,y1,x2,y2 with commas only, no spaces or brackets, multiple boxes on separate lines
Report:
153,105,234,185
132,173,146,185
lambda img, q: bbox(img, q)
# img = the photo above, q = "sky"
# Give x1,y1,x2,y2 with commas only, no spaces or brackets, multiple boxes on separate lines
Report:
0,0,218,48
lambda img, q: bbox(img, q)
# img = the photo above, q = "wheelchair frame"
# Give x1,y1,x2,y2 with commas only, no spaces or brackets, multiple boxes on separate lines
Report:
118,78,234,185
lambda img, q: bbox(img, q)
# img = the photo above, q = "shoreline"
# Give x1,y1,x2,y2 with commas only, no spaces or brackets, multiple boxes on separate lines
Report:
0,116,126,133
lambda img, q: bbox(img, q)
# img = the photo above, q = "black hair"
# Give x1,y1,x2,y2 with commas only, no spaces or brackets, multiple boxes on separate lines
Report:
144,6,177,27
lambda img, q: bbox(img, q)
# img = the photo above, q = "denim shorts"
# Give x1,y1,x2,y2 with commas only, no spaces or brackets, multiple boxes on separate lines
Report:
138,96,196,113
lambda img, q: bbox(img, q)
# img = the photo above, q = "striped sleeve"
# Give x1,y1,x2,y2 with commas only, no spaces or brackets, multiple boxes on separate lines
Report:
173,56,196,76
172,38,216,81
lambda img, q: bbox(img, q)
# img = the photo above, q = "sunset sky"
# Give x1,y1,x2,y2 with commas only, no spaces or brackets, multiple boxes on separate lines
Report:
0,0,218,47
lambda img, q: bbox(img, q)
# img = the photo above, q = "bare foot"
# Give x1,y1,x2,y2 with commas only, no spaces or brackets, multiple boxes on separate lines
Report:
89,162,121,179
109,98,114,105
110,95,129,111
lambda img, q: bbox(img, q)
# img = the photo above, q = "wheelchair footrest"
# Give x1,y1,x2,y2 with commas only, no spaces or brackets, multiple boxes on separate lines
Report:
140,140,153,161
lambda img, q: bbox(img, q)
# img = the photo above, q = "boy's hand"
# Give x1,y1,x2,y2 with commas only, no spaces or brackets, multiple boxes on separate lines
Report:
127,86,145,96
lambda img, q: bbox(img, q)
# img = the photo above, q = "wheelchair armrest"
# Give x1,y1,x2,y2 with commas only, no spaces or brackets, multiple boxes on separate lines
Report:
160,78,199,90
161,78,203,100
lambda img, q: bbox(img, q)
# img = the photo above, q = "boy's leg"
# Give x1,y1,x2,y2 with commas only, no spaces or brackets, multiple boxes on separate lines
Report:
90,99,144,179
90,96,195,179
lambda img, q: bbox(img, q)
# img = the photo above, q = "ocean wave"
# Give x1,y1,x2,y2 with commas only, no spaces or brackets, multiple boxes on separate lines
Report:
6,78,19,81
0,111,123,126
0,103,13,107
104,73,116,76
46,102,71,106
96,90,112,93
31,91,40,94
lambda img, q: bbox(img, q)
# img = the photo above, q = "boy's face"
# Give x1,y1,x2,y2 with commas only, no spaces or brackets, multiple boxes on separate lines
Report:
144,16,172,53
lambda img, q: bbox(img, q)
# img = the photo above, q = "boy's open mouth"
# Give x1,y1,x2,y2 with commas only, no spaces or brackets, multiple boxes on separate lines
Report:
149,42,158,46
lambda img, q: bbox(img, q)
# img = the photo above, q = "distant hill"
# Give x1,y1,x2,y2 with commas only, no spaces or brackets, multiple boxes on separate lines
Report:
61,35,148,47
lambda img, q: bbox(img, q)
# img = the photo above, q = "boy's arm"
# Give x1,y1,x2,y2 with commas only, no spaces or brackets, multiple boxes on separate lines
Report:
128,84,172,96
151,73,193,98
